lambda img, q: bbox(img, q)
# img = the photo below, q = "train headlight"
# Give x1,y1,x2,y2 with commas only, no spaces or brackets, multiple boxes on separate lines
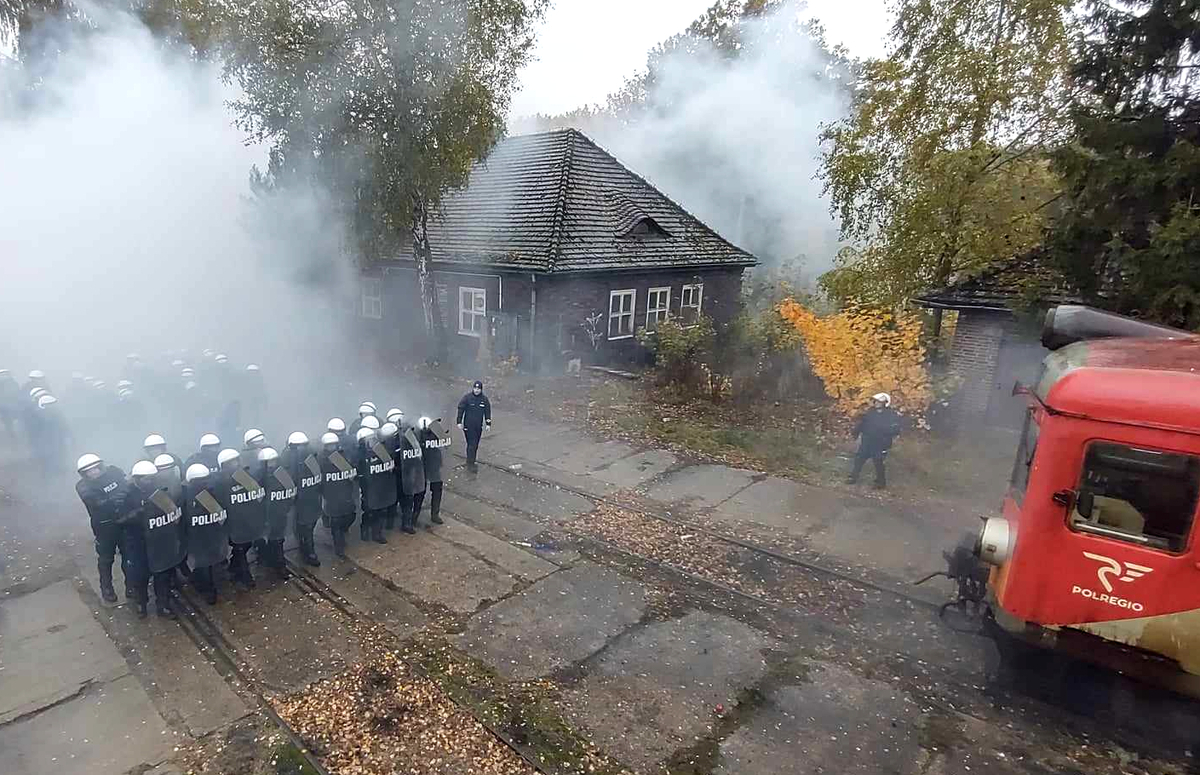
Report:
976,517,1013,566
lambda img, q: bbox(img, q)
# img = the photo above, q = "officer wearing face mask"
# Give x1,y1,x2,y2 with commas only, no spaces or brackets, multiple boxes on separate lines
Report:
75,454,132,605
456,380,491,472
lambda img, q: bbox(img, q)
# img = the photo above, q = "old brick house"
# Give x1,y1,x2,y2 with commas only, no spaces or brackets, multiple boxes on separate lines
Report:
916,255,1080,429
357,128,756,369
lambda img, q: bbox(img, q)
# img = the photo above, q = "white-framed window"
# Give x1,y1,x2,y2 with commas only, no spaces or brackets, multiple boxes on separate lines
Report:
608,289,636,339
645,287,671,332
458,286,487,337
361,277,382,320
680,283,704,325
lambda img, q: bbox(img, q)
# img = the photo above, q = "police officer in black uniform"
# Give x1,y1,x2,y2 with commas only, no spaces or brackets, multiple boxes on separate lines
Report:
397,419,425,534
374,423,401,535
283,432,323,567
260,446,295,579
348,402,376,439
185,433,223,476
353,427,388,544
354,419,380,541
223,444,266,588
456,380,491,472
124,459,185,619
319,431,358,558
75,454,131,605
417,417,449,525
184,463,228,605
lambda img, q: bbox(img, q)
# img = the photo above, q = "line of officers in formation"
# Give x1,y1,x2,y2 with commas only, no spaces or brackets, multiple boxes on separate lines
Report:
73,403,457,620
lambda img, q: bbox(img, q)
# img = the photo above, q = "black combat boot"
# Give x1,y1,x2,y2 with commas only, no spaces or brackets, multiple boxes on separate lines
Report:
372,521,388,544
402,513,416,535
301,534,321,567
360,521,370,542
97,560,118,604
137,601,148,619
272,542,292,579
156,600,178,620
332,527,347,558
430,512,444,525
206,588,218,605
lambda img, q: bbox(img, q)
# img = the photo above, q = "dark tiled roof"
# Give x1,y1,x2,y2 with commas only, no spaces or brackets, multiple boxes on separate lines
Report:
409,129,756,273
914,254,1082,311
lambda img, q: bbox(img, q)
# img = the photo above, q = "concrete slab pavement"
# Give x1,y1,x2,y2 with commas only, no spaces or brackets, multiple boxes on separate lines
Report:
431,517,559,582
453,562,647,680
715,663,926,775
592,449,677,488
545,439,637,475
0,581,179,775
567,610,778,771
646,464,759,508
288,547,429,638
447,462,595,522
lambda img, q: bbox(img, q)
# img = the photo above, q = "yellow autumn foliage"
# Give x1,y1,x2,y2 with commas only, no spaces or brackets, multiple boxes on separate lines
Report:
779,300,932,417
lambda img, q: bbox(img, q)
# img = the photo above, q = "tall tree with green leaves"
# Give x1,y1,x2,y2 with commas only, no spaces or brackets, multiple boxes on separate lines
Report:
819,0,1075,325
220,0,546,356
1049,0,1200,328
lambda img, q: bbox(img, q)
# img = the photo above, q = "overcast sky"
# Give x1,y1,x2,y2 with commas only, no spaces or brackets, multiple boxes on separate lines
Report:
510,0,892,118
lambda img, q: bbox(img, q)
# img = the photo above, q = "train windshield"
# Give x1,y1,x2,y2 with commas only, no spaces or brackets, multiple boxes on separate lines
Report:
1009,408,1039,503
1069,442,1200,552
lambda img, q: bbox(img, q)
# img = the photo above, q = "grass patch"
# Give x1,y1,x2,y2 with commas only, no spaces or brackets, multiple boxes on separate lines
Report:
408,633,630,775
271,742,323,775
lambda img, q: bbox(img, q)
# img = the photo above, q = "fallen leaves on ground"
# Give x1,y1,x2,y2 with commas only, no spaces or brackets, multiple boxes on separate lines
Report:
571,504,864,622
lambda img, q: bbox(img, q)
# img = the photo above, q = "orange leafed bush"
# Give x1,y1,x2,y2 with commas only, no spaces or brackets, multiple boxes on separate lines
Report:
779,300,932,417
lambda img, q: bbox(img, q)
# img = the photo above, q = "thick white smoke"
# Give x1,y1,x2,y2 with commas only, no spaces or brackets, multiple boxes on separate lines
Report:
0,14,353,379
514,1,852,279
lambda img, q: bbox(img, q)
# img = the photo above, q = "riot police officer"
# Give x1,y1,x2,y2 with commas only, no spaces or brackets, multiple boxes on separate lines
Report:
261,447,295,579
385,407,404,427
222,445,265,588
31,394,70,474
362,424,398,540
184,463,228,605
327,417,350,448
283,431,323,567
319,431,358,558
348,402,376,439
143,434,184,474
75,454,131,604
397,419,425,534
124,459,185,619
185,433,223,476
417,416,449,525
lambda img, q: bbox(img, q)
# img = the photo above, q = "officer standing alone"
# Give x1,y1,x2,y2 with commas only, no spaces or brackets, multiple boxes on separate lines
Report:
847,393,902,490
456,380,491,473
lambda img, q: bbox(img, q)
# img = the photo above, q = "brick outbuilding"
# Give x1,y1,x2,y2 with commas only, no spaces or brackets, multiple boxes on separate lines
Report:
916,256,1080,429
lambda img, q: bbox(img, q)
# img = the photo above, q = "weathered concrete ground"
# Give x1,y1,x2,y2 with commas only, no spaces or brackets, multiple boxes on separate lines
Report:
3,391,1199,775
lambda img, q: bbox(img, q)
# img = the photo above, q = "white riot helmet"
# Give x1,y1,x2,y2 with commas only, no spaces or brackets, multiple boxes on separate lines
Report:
171,360,184,369
243,429,266,448
185,463,210,483
76,453,103,475
418,416,433,430
199,433,221,449
287,431,309,446
358,403,375,417
380,422,398,438
181,367,195,376
92,380,106,390
355,427,376,444
117,389,133,401
201,349,214,359
154,454,176,472
386,408,403,423
184,381,197,392
117,380,132,389
246,364,260,372
30,387,46,399
217,448,240,467
37,395,57,409
257,447,279,464
320,432,339,447
131,460,157,478
871,392,892,407
143,434,166,452
327,418,346,433
361,415,380,430
28,370,44,379
215,354,228,364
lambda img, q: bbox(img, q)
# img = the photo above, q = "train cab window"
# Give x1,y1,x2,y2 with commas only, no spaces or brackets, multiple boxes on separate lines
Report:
1009,409,1039,503
1069,442,1200,553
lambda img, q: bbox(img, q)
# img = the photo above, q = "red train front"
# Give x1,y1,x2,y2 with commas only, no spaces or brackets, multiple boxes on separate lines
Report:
967,305,1200,693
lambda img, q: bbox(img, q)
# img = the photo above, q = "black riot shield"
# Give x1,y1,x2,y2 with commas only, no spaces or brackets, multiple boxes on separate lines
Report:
143,488,186,573
265,466,297,541
227,467,267,544
187,486,229,568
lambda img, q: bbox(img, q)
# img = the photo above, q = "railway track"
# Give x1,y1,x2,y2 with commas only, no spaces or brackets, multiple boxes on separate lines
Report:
458,455,948,613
